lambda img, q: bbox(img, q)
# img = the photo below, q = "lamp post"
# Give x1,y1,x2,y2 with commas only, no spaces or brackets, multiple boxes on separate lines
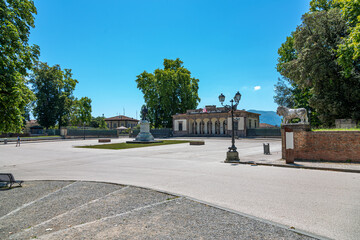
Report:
219,91,241,163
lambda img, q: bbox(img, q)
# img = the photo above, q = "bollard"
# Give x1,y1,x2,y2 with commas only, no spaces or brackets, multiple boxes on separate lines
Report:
263,143,270,155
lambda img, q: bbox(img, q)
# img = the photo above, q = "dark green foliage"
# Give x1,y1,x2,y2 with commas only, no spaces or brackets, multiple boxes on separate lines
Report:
276,4,360,126
0,0,39,133
31,62,78,129
273,78,294,108
90,116,107,129
69,97,92,127
136,59,200,128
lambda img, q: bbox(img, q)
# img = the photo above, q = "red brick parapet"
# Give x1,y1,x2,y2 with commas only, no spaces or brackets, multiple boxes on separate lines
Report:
281,124,360,162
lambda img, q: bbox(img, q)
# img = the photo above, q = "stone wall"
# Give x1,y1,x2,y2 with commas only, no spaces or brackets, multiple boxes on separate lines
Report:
281,124,360,162
335,119,357,129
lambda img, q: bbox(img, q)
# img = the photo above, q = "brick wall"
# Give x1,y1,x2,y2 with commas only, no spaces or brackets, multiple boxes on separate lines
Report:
294,131,360,162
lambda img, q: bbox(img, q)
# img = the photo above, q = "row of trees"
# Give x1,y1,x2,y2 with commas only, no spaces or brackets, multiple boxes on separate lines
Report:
1,0,96,133
274,0,360,127
1,0,198,131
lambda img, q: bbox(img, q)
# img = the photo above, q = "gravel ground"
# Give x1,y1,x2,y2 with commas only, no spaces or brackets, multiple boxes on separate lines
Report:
0,181,71,217
1,181,318,240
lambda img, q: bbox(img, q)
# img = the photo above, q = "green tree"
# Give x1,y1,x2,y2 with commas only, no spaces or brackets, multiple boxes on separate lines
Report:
273,78,295,108
77,97,92,126
309,0,336,12
309,1,360,76
98,117,107,129
0,0,40,133
31,62,78,129
90,116,107,129
276,4,360,126
333,0,360,77
69,97,92,126
136,58,200,128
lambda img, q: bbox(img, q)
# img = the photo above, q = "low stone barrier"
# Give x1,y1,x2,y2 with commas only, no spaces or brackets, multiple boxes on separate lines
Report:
190,141,205,145
98,138,111,143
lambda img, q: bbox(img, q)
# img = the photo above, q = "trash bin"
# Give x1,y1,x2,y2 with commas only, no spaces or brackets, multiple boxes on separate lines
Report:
263,143,270,155
4,138,7,144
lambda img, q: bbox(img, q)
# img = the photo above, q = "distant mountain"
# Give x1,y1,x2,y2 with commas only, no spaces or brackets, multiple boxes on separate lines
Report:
247,109,282,127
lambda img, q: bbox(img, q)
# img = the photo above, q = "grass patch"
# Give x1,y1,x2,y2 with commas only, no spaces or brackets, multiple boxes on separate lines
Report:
77,140,190,150
312,128,360,132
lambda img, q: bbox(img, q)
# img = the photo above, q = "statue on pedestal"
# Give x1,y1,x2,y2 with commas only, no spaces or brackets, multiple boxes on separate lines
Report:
277,106,309,124
127,105,161,143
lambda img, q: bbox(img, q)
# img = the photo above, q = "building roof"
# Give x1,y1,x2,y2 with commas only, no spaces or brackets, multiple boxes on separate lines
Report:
27,120,38,124
104,115,139,122
259,123,276,128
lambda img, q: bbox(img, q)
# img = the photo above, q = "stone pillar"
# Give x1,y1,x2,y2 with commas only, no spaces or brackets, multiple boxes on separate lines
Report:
220,121,224,135
281,124,311,164
60,127,67,137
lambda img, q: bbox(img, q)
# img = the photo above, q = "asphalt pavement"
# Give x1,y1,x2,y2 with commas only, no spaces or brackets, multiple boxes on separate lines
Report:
1,137,359,239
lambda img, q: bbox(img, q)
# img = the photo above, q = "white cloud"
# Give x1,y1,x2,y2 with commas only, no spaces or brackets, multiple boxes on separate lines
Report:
254,86,261,91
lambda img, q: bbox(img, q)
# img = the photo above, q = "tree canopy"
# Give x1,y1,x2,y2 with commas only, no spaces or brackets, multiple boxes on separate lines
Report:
69,97,92,126
0,0,40,133
275,0,360,126
89,116,107,129
136,58,200,128
31,62,78,129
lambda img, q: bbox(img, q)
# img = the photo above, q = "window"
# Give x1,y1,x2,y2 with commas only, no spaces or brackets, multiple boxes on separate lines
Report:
234,121,238,130
248,119,252,129
179,122,183,131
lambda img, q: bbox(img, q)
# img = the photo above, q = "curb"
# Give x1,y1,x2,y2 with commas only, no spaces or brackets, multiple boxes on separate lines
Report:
237,161,360,174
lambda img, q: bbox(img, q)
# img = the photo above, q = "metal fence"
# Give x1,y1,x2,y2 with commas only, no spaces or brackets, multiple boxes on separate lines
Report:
45,129,60,136
247,128,281,137
67,129,118,137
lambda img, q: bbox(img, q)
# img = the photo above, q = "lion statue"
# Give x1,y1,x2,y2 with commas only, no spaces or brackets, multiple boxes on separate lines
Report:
276,106,308,124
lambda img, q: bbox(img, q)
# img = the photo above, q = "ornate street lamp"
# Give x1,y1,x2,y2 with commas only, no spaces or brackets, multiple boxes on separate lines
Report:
219,91,241,162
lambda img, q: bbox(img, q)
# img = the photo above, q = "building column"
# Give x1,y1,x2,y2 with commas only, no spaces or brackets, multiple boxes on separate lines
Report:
212,121,215,134
220,120,224,135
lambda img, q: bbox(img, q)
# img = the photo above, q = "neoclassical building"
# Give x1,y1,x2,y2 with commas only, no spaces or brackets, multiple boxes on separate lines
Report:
172,105,260,137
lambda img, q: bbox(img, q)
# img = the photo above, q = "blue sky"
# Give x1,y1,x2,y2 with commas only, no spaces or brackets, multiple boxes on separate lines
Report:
29,0,310,119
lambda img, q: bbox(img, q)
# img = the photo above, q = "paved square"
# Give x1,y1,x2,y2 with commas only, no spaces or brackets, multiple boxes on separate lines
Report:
1,138,359,239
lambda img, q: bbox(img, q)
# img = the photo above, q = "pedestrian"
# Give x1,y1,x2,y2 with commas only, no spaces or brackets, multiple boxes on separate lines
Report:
16,136,20,147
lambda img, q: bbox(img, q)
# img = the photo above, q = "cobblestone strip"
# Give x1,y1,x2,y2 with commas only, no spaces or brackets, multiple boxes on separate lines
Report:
0,181,76,221
38,196,182,239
